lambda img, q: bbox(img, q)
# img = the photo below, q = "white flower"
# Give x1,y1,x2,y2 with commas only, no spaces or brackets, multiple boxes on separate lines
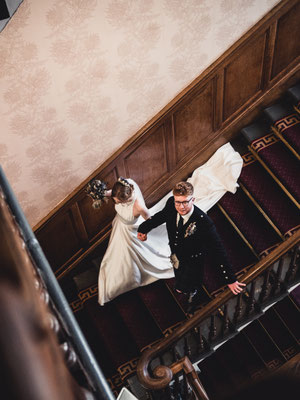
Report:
184,222,197,238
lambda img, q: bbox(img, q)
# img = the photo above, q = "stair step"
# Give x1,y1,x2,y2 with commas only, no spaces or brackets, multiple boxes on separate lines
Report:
274,114,300,157
242,319,286,369
219,188,282,257
238,151,300,238
264,103,300,156
287,82,300,114
205,206,257,294
82,300,140,372
259,308,299,359
273,295,300,341
137,280,187,334
244,128,300,204
213,343,251,390
76,309,117,379
113,291,164,351
290,284,300,307
225,332,267,380
163,277,211,313
198,352,234,399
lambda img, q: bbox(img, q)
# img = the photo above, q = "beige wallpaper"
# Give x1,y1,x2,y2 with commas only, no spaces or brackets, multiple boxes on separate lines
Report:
0,0,280,227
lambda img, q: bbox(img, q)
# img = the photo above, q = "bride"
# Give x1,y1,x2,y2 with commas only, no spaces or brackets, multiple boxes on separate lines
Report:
96,177,174,306
88,143,243,306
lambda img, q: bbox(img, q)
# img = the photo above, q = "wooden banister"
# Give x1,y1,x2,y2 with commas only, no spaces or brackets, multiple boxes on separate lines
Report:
137,230,300,390
169,356,209,400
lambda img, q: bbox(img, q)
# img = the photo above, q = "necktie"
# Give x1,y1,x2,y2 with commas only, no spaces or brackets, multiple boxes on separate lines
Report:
178,215,184,230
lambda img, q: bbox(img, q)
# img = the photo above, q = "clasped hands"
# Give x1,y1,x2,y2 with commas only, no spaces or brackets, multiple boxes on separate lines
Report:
137,232,147,241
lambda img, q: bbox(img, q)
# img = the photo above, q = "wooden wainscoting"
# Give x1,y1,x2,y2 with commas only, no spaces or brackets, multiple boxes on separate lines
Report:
34,0,300,280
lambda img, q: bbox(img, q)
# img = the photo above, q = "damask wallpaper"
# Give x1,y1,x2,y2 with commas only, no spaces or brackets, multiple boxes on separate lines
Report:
0,0,280,227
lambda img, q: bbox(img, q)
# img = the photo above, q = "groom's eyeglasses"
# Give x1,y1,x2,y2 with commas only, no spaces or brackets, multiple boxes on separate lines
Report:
174,198,193,206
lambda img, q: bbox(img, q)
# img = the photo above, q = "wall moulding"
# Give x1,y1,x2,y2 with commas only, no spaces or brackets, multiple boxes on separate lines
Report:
34,0,300,279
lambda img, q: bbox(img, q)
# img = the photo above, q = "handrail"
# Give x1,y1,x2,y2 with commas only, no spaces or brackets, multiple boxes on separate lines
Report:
0,166,115,400
137,230,300,390
170,356,209,400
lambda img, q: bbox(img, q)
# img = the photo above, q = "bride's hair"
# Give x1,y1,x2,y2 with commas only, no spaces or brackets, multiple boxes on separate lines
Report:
173,181,194,196
112,178,134,202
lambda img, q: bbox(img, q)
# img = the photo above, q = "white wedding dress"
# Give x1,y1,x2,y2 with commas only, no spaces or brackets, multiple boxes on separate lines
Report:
98,179,174,305
98,143,243,305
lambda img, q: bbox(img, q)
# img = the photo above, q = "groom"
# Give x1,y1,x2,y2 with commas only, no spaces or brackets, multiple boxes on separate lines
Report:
137,181,245,310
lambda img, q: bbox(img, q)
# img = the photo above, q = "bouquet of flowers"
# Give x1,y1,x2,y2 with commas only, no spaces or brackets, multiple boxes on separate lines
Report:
85,179,108,209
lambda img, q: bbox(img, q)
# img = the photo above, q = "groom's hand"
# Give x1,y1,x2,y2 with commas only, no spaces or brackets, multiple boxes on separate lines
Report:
228,281,246,295
137,232,147,241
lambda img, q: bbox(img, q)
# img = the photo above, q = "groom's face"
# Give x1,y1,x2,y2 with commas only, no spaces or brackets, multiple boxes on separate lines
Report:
174,195,194,216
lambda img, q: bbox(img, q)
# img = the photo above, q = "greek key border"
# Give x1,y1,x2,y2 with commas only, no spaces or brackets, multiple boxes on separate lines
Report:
274,113,300,133
251,133,279,153
242,152,256,167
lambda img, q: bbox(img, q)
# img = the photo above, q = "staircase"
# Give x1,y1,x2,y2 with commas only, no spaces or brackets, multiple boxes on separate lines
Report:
62,82,300,398
197,292,300,400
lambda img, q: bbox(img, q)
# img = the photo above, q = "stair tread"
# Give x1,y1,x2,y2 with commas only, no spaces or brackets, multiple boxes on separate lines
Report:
226,332,267,378
137,280,187,333
198,352,234,399
213,343,252,388
250,133,300,202
287,82,300,102
75,310,117,378
239,151,300,237
219,188,282,256
290,284,300,308
113,290,164,351
273,112,300,155
205,206,257,294
264,102,294,123
81,300,140,370
259,308,299,359
274,296,300,341
242,320,286,368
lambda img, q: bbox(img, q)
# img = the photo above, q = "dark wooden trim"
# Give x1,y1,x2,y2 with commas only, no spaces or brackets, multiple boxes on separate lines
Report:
34,0,300,278
262,22,278,86
70,203,89,244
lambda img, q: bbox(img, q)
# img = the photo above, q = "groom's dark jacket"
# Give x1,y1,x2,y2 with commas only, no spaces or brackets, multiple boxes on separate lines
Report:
138,197,236,290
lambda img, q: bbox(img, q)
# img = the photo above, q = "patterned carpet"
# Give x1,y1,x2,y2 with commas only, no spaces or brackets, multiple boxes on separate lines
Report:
67,92,300,396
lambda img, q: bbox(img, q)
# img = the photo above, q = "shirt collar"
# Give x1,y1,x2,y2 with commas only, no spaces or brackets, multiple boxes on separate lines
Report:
177,205,194,225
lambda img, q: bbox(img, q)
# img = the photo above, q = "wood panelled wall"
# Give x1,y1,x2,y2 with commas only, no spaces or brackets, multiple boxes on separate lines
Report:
35,0,300,280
